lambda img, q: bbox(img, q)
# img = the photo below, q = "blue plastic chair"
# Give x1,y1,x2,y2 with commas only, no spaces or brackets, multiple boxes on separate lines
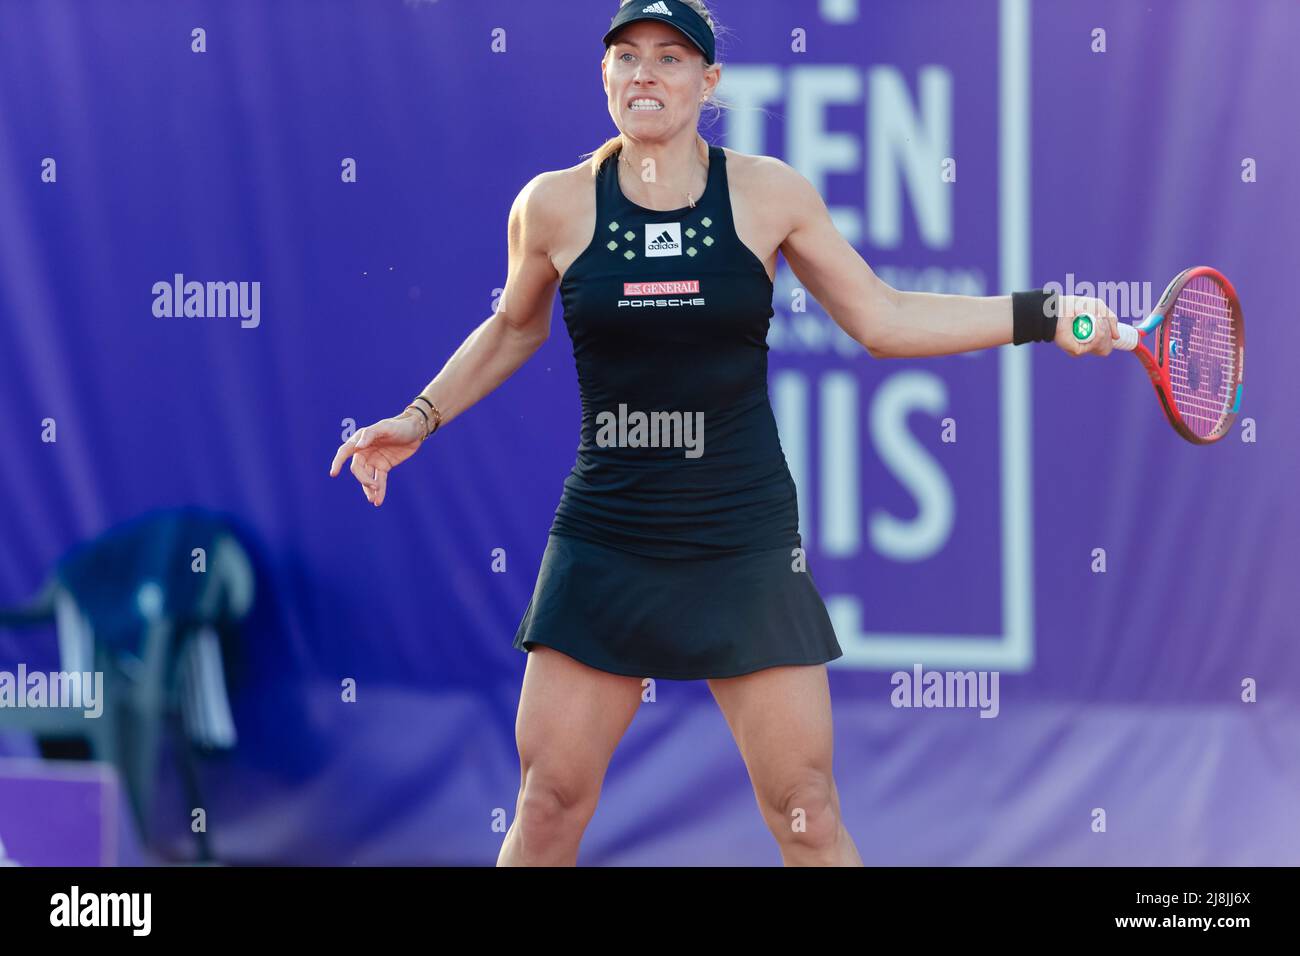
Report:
0,507,255,860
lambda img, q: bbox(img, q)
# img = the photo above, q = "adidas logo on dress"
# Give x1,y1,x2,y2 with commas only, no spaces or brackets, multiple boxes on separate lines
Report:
645,222,682,256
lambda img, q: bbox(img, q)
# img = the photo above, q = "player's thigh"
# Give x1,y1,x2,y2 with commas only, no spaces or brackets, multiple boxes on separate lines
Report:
514,644,644,801
707,663,835,807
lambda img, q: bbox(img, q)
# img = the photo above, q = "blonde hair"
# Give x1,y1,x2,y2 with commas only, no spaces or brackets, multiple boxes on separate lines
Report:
583,0,730,176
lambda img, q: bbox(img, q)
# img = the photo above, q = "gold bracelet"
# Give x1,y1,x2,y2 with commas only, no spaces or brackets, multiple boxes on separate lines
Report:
405,404,431,441
413,395,443,437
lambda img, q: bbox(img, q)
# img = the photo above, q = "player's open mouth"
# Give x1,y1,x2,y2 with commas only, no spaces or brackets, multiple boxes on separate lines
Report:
629,98,665,111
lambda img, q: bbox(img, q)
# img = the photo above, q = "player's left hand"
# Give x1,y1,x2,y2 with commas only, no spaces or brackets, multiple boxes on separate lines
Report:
1055,296,1121,357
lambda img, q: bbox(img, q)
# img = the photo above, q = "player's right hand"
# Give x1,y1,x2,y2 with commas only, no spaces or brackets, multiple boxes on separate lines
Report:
1055,295,1121,357
328,411,426,507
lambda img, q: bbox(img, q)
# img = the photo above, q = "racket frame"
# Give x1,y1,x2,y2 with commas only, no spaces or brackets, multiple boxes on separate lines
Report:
1129,266,1244,444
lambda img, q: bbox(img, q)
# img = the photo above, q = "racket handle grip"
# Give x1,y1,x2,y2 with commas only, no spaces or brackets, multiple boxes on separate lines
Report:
1114,321,1139,351
1073,313,1141,351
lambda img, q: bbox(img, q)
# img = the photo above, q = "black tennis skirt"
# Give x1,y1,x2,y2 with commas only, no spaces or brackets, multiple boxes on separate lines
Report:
512,532,844,680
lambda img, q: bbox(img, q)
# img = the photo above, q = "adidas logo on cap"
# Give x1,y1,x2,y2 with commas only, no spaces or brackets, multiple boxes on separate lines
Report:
642,2,672,15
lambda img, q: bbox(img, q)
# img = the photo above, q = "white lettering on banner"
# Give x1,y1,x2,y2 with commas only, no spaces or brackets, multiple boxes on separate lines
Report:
867,372,954,561
771,370,953,564
868,66,953,249
819,372,860,558
720,64,953,247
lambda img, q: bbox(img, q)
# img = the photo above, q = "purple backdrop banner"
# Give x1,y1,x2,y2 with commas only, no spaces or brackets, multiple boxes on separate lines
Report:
1,0,1297,865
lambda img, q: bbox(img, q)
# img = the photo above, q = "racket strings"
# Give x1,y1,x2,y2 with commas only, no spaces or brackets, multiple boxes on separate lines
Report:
1167,275,1239,438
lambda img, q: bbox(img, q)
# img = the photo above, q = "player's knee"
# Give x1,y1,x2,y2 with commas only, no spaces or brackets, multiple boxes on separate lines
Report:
770,772,840,849
513,770,597,847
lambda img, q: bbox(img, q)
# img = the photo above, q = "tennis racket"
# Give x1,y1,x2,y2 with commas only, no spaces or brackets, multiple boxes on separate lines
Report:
1072,266,1244,444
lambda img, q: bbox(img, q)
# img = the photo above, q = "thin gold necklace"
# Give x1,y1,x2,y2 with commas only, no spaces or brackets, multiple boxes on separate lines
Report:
619,145,708,209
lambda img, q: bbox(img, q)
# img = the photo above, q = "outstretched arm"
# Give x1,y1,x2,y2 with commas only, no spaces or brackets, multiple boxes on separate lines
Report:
770,160,1118,359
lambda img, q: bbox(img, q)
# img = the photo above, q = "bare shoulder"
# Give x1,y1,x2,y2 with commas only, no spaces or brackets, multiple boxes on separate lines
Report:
720,148,824,231
514,162,594,225
719,149,827,263
721,149,818,199
509,161,595,253
506,159,599,278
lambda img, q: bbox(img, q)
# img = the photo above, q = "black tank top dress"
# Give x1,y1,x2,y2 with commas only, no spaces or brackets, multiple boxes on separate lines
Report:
512,145,843,680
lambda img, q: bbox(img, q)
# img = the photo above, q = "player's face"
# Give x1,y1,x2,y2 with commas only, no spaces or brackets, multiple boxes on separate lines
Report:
603,21,708,142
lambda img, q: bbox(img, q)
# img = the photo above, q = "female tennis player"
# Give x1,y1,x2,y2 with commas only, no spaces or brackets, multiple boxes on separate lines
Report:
328,0,1120,866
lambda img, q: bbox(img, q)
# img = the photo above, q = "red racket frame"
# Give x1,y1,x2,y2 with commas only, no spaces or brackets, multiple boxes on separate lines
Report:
1131,266,1244,445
